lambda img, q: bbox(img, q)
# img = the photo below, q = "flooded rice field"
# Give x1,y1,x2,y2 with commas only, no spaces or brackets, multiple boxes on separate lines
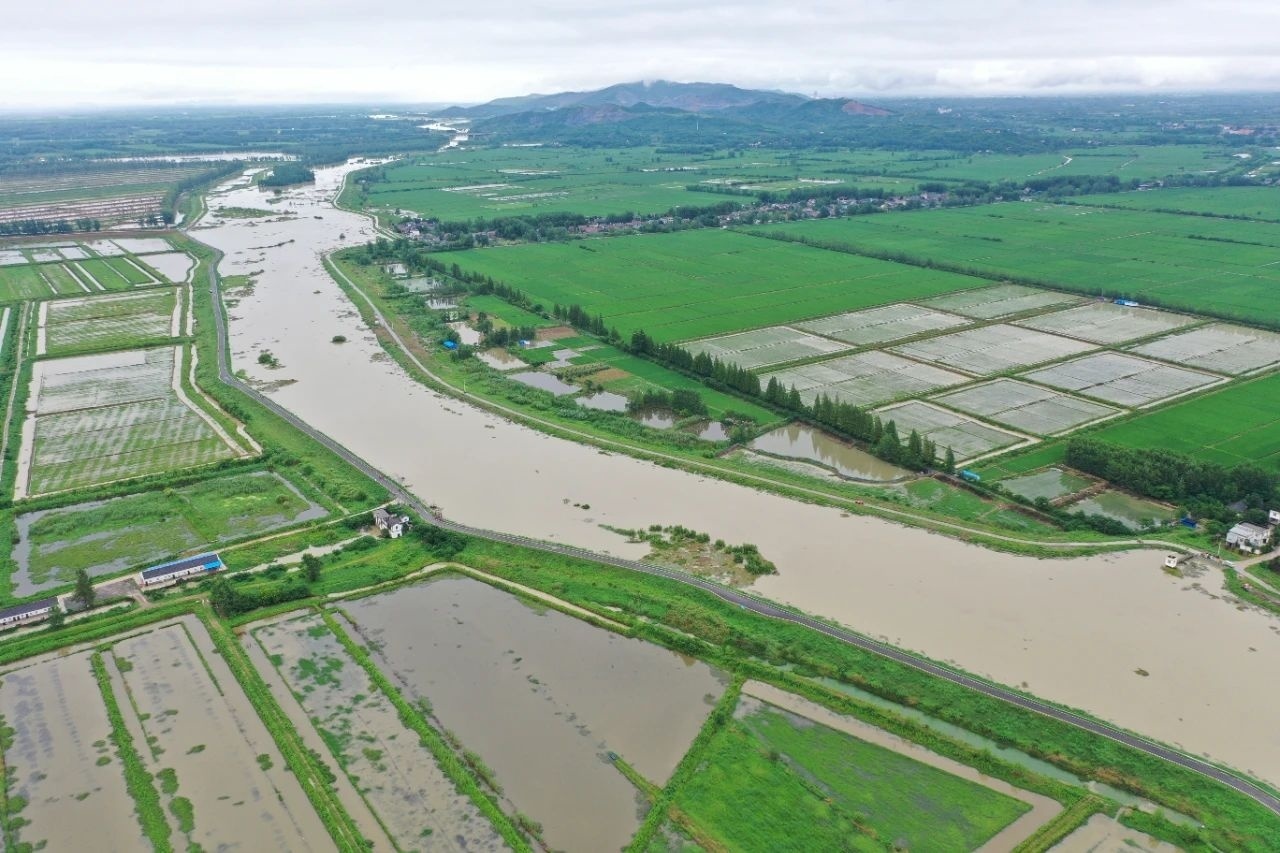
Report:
196,162,1280,787
507,370,578,395
751,422,910,481
340,575,726,851
1049,813,1176,851
0,652,145,851
251,613,507,852
475,348,523,371
109,617,330,851
1066,490,1176,530
576,389,629,412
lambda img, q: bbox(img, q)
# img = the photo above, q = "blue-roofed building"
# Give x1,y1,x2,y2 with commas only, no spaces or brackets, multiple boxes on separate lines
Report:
0,597,58,628
140,553,224,587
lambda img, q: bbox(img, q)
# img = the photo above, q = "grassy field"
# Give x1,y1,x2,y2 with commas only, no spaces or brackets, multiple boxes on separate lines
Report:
10,470,326,595
759,202,1280,327
0,263,58,299
674,718,880,852
530,333,778,421
1073,186,1280,221
873,145,1241,183
451,229,988,341
77,257,133,289
1089,371,1280,470
348,147,921,222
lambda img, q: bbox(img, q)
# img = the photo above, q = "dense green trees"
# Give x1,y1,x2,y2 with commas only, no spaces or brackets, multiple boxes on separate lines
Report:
259,162,316,187
1065,437,1278,521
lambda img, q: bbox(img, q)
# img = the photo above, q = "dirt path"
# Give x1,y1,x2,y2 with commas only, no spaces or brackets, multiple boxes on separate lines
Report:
170,344,250,457
740,680,1062,852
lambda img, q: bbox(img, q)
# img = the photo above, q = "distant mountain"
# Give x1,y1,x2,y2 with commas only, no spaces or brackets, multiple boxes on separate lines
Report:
456,80,808,118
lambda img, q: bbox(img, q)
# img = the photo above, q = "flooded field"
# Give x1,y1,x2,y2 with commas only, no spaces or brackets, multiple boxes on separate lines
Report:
198,162,1280,787
12,470,325,595
507,370,577,395
110,617,330,851
1068,490,1176,530
1049,813,1176,851
1001,467,1092,502
340,575,726,851
252,613,507,851
0,652,145,851
751,422,910,480
476,348,523,370
577,389,628,411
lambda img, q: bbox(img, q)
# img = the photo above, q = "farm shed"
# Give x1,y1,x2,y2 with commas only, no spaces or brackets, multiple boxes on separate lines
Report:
140,552,224,587
0,597,58,627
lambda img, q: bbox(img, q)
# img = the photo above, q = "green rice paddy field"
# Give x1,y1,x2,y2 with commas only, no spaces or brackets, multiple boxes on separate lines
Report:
877,144,1239,183
1074,186,1280,221
452,229,987,341
1090,371,1280,470
760,202,1280,327
676,700,1029,852
356,147,740,220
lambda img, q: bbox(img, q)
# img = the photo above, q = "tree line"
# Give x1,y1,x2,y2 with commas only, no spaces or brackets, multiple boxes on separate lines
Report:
1065,437,1278,524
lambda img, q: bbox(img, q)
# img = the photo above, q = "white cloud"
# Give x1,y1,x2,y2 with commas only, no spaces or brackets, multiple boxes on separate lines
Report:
1,0,1278,108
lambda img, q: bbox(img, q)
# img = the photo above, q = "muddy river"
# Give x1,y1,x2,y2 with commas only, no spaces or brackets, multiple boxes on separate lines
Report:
194,162,1280,787
341,575,725,851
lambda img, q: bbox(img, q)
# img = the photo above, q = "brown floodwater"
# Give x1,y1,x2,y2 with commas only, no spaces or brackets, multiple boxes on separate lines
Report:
689,420,729,442
252,613,507,851
751,422,911,481
196,162,1280,787
0,652,146,851
633,407,677,429
476,348,523,371
507,370,578,395
340,575,726,852
577,390,629,412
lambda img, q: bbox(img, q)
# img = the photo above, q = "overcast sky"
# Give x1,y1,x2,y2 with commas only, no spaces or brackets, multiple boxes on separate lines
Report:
3,0,1278,109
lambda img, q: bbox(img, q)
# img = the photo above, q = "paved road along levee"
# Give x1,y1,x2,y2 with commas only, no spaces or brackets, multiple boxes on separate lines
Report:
197,243,1280,819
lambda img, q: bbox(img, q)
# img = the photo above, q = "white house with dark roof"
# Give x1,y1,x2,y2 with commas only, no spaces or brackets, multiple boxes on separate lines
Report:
140,553,224,587
372,508,410,539
1226,522,1273,553
0,598,58,628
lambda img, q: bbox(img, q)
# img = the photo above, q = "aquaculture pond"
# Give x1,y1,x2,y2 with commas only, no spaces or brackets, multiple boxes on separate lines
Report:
340,575,727,851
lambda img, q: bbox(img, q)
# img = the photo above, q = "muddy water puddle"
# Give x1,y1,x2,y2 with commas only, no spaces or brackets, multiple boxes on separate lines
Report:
1049,813,1177,851
577,390,629,412
341,575,726,852
0,652,145,851
1067,490,1175,530
476,348,523,371
111,617,330,851
751,422,910,481
252,613,507,851
199,162,1280,787
508,370,578,395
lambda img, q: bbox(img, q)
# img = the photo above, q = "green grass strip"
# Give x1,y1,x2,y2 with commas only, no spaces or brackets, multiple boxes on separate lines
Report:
318,609,533,852
199,611,370,852
90,651,174,851
626,676,744,852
